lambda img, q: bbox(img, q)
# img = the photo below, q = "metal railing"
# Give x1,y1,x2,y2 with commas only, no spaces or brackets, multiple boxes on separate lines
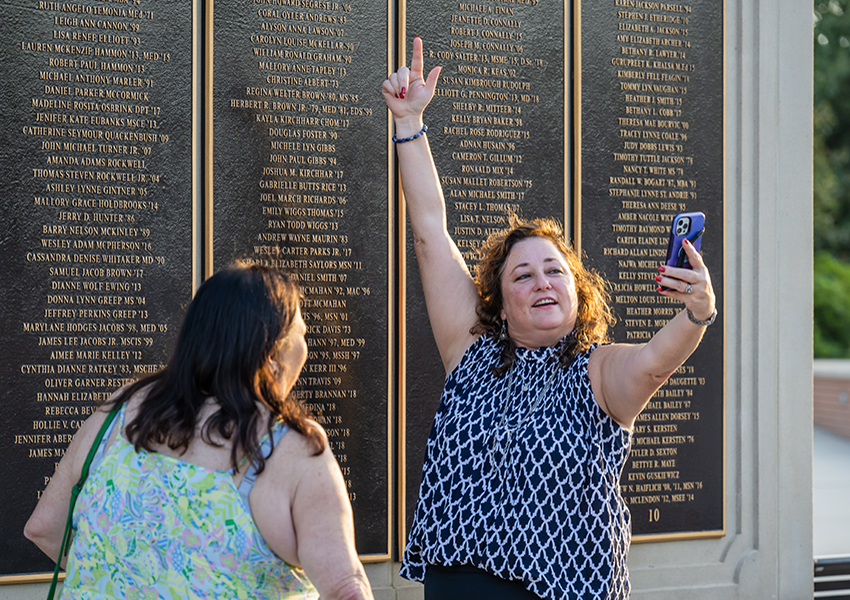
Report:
815,555,850,599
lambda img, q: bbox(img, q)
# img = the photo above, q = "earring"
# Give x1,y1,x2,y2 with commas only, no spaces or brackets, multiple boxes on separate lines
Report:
499,320,508,341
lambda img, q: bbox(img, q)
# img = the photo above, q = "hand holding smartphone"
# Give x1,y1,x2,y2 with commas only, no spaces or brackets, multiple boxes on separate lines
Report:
664,212,705,270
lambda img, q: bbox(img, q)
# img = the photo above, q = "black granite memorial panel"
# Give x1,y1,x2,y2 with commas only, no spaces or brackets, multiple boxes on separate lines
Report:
0,0,194,579
210,0,392,559
400,0,569,548
579,0,725,538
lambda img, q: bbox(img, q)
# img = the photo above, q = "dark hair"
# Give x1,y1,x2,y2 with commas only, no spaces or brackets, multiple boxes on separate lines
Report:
472,215,615,375
109,261,323,474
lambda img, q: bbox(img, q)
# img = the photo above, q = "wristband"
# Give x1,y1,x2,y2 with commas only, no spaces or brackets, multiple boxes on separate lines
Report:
687,307,717,327
392,124,427,143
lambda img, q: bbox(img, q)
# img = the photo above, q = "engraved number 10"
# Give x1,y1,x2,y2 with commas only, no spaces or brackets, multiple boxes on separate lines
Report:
649,508,660,522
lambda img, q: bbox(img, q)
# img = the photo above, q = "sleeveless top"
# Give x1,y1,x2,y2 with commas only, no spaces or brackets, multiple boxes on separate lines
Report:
400,335,633,600
62,405,319,600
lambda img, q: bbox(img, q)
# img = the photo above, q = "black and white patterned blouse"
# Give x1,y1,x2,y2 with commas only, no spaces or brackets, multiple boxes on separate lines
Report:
400,335,633,600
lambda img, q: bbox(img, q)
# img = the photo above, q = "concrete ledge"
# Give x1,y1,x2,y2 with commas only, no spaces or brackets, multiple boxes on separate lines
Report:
814,359,850,379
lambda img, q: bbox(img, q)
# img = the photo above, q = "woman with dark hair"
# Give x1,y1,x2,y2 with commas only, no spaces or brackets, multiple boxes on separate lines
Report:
25,262,374,600
382,39,716,600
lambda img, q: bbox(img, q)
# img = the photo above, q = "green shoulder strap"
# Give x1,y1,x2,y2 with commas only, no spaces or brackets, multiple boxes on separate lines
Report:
47,403,121,600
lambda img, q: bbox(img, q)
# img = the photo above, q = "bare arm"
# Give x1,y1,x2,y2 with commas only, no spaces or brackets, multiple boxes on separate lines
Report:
589,239,716,429
382,37,480,372
24,405,114,564
253,426,373,600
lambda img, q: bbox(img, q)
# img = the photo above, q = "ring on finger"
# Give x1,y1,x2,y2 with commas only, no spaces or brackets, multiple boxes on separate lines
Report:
685,284,692,294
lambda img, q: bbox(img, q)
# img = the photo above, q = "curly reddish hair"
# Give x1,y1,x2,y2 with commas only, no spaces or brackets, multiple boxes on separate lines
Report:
471,215,615,375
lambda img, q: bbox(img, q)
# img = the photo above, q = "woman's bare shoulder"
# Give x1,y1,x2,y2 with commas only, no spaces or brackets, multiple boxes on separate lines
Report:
262,419,331,477
275,418,326,452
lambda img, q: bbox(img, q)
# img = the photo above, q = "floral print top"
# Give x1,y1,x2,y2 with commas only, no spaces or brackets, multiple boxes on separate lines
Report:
62,405,318,599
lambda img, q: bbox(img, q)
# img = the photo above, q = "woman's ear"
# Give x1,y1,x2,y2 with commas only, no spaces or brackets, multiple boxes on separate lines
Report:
268,357,280,376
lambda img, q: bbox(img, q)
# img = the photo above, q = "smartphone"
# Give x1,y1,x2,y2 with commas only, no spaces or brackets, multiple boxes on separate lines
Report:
664,212,705,269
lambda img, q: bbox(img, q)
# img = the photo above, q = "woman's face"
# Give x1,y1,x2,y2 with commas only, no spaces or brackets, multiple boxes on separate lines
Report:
500,237,579,349
273,305,308,395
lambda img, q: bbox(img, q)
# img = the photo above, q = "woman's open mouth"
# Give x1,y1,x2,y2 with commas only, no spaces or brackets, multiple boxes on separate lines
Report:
532,298,557,307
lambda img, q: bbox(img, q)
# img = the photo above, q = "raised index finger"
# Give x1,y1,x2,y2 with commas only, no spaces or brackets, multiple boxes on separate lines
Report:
410,36,424,82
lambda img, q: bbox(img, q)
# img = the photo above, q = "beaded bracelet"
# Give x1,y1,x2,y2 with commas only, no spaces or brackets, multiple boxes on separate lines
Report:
687,307,717,326
392,124,427,143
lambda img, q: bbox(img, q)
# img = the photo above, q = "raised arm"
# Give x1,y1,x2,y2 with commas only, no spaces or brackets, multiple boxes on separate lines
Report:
382,37,480,372
588,239,717,429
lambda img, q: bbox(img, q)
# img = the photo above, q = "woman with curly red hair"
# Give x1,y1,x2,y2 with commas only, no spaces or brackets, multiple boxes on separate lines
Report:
383,38,716,600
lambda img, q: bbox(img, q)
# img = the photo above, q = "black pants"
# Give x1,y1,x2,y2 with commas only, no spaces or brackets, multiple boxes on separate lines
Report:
424,564,541,600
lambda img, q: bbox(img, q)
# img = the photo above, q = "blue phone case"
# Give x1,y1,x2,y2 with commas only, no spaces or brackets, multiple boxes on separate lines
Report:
664,212,705,269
